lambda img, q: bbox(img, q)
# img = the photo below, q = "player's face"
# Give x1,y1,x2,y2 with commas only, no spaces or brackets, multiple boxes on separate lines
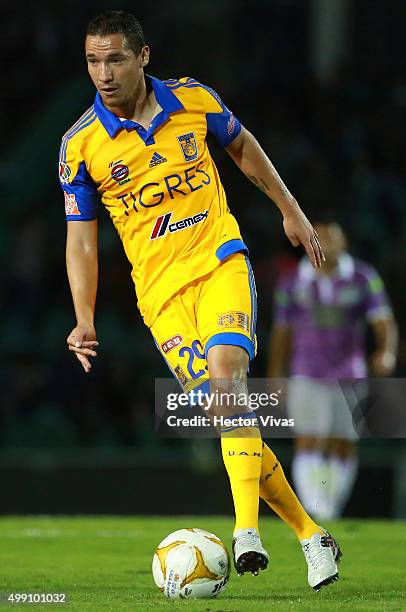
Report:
314,223,346,263
85,33,150,109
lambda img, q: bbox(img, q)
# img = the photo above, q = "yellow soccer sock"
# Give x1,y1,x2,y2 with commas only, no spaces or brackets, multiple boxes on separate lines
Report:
221,426,262,533
259,442,323,540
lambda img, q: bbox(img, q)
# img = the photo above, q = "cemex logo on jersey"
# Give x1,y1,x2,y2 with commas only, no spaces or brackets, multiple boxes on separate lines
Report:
149,152,167,168
150,210,208,240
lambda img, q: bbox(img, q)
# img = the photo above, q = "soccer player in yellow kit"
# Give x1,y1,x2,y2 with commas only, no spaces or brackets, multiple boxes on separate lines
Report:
62,10,341,589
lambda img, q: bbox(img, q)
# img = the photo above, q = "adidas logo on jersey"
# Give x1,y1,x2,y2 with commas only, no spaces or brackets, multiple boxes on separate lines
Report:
149,152,167,167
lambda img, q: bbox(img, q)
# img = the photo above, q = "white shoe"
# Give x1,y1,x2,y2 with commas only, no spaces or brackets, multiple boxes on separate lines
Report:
301,530,342,591
232,528,269,576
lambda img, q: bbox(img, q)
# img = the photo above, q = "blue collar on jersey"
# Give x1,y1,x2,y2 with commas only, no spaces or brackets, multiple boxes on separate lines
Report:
94,74,184,140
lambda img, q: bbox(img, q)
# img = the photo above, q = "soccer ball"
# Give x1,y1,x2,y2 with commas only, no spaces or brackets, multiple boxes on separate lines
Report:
152,528,230,599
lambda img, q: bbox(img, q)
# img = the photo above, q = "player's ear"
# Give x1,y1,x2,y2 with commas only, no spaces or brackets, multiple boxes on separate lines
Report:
140,46,150,68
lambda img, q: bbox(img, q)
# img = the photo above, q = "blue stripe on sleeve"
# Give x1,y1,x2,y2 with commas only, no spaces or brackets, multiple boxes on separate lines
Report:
215,239,248,261
205,332,255,361
245,257,258,340
63,161,99,220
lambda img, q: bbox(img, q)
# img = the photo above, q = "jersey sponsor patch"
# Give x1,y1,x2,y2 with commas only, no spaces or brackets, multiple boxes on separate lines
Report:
178,132,198,162
217,311,249,331
227,112,236,136
110,160,131,186
59,162,71,184
64,192,81,215
161,335,183,354
150,210,208,239
174,364,188,386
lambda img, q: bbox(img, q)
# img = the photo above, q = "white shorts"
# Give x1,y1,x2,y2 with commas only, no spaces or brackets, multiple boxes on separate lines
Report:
287,378,360,441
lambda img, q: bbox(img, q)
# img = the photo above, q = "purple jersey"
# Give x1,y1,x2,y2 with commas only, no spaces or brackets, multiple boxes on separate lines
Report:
274,253,392,378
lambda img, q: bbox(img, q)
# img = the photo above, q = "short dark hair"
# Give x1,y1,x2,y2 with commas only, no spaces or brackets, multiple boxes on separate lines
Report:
86,10,145,56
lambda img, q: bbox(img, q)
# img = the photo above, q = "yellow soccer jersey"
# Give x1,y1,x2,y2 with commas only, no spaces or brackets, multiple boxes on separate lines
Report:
59,75,247,327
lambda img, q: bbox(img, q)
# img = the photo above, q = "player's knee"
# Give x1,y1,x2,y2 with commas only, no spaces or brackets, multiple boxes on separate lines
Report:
207,344,249,380
205,345,251,418
209,374,250,417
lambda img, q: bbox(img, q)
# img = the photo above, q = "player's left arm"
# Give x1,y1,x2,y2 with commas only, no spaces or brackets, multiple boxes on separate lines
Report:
226,127,324,268
198,82,323,268
361,266,399,376
370,316,398,376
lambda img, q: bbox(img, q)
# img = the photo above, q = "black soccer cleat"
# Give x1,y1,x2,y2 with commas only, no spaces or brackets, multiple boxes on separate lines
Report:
313,572,339,592
232,529,269,576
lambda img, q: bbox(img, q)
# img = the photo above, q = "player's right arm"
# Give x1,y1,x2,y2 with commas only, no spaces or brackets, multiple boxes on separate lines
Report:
66,220,99,373
59,127,100,372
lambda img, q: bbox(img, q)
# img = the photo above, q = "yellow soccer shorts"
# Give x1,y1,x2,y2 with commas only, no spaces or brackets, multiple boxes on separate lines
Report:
150,252,257,393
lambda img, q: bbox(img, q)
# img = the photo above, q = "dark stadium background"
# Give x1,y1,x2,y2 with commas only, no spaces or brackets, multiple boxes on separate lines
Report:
1,0,405,517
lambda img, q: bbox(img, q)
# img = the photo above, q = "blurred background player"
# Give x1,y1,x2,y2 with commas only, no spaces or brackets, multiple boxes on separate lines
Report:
268,219,398,519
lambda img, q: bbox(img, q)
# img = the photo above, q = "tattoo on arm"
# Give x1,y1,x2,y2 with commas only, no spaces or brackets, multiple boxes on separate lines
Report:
260,178,269,191
247,174,269,194
247,174,293,204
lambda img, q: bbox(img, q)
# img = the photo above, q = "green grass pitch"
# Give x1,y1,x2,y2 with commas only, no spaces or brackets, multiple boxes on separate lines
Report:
0,516,405,611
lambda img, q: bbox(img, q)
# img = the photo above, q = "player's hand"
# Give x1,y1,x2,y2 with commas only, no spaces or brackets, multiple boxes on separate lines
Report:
283,204,325,268
370,349,396,377
67,324,99,373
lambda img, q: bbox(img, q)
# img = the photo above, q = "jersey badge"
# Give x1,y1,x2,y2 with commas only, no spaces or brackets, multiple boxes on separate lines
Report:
109,160,131,186
227,112,236,136
177,132,198,162
174,364,188,386
59,162,71,184
64,192,81,216
218,311,249,332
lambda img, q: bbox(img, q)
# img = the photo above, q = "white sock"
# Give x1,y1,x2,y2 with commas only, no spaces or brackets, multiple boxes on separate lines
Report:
328,455,358,517
313,459,335,520
292,450,327,517
325,456,342,519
